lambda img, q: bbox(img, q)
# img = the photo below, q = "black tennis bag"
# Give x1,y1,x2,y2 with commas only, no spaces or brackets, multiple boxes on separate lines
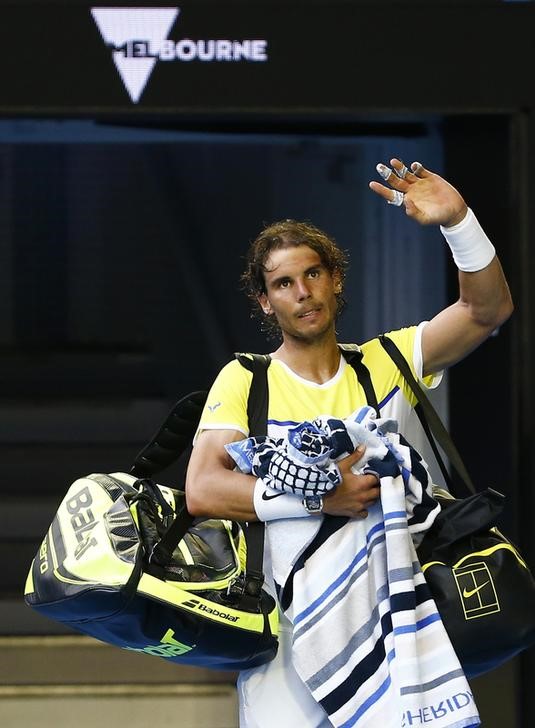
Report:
24,357,279,671
380,335,535,678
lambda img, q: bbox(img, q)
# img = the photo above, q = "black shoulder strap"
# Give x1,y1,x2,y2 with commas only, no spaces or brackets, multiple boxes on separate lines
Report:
338,344,379,416
233,352,272,606
379,333,476,497
235,353,271,437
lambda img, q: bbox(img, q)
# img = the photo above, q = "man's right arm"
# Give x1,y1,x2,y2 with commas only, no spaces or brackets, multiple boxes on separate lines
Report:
185,429,380,521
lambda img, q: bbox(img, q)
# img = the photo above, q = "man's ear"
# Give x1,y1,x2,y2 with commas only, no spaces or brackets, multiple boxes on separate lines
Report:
258,293,272,315
333,270,342,294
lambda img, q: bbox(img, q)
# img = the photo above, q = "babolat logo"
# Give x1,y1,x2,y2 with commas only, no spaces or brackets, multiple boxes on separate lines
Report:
183,597,239,622
91,7,269,103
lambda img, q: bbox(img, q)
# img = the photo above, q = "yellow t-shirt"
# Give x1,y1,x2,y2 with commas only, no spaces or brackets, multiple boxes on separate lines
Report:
197,323,440,441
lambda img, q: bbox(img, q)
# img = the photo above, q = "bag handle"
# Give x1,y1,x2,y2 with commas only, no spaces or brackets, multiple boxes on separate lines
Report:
379,334,476,497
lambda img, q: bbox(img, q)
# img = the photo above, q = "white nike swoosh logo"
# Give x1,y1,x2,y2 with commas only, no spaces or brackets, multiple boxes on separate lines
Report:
463,581,490,599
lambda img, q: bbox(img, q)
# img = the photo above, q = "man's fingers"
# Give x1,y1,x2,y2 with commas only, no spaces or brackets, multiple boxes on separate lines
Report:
371,158,432,195
390,158,419,183
375,163,407,190
410,161,431,178
362,477,380,492
344,444,365,464
369,180,391,201
363,484,380,501
369,181,405,207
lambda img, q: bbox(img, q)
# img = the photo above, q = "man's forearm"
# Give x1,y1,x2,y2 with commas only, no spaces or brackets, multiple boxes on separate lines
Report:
457,256,513,330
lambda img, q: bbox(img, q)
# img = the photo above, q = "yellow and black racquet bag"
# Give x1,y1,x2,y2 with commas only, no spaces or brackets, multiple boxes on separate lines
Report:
24,356,279,670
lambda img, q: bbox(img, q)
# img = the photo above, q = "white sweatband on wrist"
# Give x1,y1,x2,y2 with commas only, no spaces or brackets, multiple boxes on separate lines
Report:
253,478,308,521
440,207,496,272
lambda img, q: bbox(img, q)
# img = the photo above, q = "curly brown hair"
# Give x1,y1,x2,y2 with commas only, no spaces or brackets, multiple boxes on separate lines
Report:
241,219,349,340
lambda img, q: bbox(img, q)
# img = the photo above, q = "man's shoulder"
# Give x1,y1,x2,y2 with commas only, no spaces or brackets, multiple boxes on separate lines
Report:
356,322,439,392
348,324,419,359
357,325,422,382
213,356,254,383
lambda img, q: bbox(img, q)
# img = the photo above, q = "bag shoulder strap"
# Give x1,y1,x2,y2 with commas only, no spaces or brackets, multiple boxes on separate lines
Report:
130,390,207,478
235,353,271,437
379,333,476,496
338,344,379,416
233,352,272,603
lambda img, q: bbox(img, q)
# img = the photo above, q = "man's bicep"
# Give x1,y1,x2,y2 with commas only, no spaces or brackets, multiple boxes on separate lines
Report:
187,428,244,478
185,428,257,520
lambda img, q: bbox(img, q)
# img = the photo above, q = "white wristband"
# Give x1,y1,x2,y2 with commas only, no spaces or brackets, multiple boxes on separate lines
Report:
253,478,308,521
440,207,496,272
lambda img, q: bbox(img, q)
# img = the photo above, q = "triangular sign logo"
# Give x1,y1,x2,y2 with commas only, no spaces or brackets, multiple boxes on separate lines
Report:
91,7,179,103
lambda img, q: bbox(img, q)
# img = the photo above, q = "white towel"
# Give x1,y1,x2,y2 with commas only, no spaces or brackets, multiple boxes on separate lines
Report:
227,408,480,728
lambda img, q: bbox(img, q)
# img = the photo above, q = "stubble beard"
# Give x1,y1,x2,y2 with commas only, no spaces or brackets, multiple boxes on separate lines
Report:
282,315,336,346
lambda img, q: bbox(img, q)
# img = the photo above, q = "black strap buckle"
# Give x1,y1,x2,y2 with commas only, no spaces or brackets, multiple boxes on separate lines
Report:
223,571,264,611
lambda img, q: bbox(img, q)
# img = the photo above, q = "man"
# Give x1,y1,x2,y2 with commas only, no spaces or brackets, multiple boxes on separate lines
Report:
185,159,513,727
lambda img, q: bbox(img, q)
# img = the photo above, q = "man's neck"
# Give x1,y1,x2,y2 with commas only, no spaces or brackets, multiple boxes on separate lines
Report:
271,334,341,384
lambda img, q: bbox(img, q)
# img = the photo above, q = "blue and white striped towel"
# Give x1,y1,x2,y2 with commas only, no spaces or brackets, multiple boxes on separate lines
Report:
227,407,480,728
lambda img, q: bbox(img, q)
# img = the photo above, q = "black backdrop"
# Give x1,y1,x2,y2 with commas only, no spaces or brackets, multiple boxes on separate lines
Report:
0,2,534,114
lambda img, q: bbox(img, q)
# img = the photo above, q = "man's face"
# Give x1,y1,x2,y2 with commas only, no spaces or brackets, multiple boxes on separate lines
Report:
257,244,341,343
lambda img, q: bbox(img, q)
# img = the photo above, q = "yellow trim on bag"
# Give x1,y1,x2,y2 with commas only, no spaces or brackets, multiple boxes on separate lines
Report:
421,560,445,573
421,542,529,574
177,540,194,565
24,560,35,595
453,542,529,571
138,568,241,594
269,606,280,635
52,571,100,586
130,504,140,528
137,572,272,633
238,531,247,571
152,570,243,592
